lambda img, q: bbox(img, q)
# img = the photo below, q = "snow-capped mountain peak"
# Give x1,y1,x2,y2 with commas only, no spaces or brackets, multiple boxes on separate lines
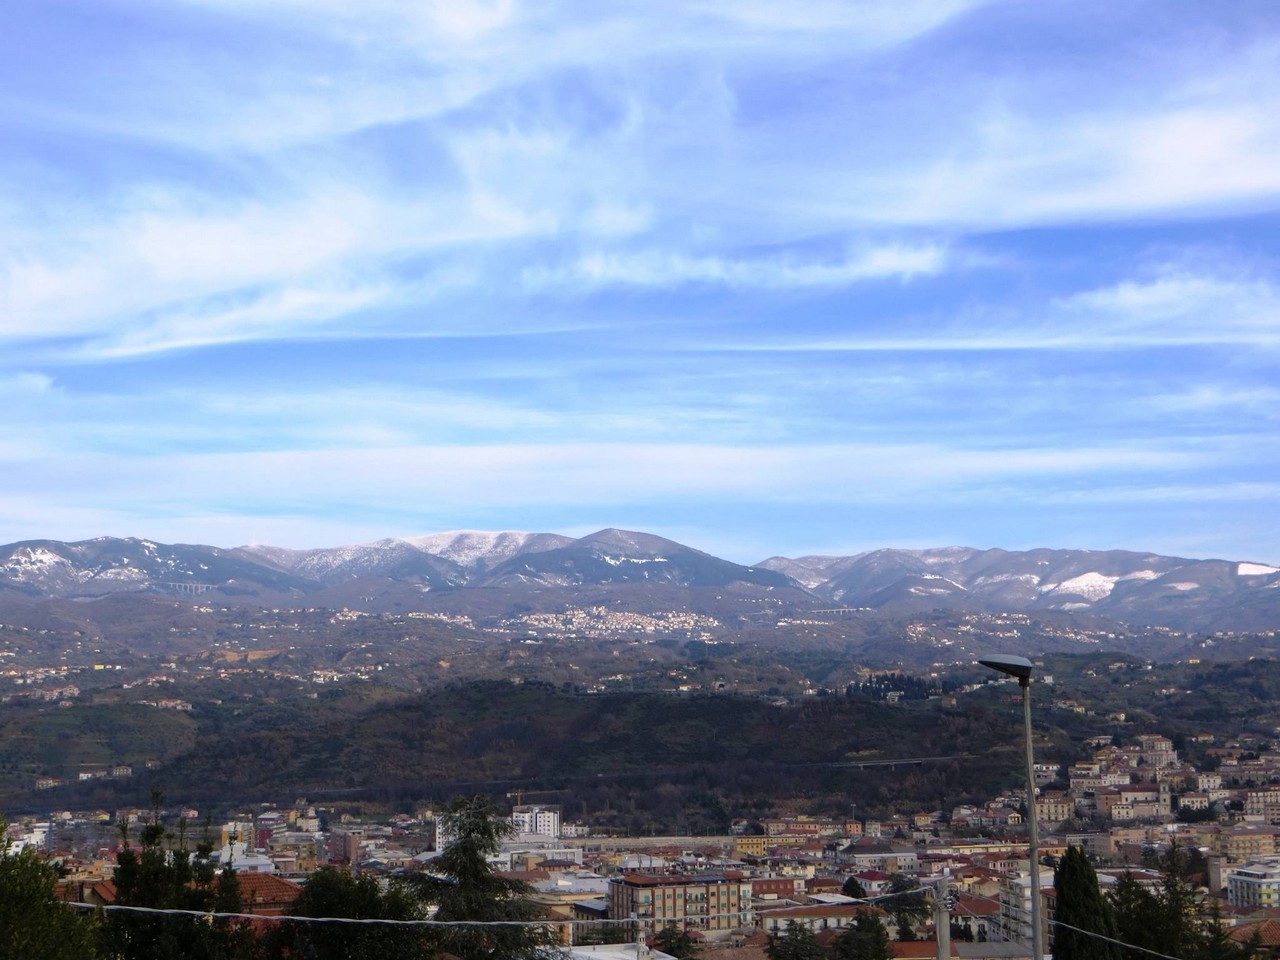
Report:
402,530,572,570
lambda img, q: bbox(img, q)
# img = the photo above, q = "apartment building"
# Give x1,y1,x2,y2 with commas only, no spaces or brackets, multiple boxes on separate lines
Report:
997,869,1053,947
512,804,562,838
1227,857,1280,908
608,873,752,937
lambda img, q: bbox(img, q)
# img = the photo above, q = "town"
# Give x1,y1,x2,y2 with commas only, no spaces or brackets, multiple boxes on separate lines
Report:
9,728,1280,958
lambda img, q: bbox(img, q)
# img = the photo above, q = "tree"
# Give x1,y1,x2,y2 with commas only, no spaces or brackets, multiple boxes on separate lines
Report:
102,795,253,960
408,794,558,960
841,875,867,899
1191,903,1258,960
1108,873,1164,960
1153,843,1206,958
0,820,98,960
653,923,700,959
765,920,827,960
831,909,893,960
265,868,425,960
882,874,928,940
1109,845,1209,960
1052,845,1121,960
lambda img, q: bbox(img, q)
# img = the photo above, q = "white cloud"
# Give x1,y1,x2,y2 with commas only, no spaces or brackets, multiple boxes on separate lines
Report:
0,180,548,348
716,268,1280,352
0,441,1204,518
522,243,953,291
1054,271,1280,343
80,0,986,158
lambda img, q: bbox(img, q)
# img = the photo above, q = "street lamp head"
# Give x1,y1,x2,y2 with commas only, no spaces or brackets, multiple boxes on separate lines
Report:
979,651,1043,960
979,654,1034,682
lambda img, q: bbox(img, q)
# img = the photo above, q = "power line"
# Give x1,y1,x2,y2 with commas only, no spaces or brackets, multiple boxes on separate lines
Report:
58,871,1218,960
63,901,746,929
956,885,1192,960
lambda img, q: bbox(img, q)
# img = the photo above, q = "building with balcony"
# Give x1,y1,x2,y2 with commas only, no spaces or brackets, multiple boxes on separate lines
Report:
1227,857,1280,909
608,873,752,938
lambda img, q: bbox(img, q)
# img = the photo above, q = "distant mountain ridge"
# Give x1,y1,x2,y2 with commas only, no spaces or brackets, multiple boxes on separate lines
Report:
756,546,1280,630
1,530,1278,631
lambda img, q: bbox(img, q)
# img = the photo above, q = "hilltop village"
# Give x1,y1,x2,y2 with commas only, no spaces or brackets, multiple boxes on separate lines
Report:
12,732,1280,958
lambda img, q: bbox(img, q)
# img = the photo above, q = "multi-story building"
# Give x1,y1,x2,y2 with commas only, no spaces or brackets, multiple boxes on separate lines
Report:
512,804,562,838
733,835,810,858
1035,791,1075,825
1177,792,1211,813
1212,824,1280,863
1136,735,1179,770
996,869,1053,947
1198,773,1223,792
1246,788,1280,818
1227,857,1280,908
1095,785,1168,822
608,873,752,937
760,816,849,837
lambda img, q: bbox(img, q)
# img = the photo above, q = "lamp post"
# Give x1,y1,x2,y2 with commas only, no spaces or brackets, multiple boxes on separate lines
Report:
979,654,1042,960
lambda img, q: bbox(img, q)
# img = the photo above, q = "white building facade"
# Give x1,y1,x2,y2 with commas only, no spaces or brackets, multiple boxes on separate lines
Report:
512,804,562,838
1227,857,1280,909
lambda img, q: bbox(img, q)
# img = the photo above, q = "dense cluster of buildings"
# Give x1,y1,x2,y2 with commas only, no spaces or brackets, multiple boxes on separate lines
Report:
17,732,1280,957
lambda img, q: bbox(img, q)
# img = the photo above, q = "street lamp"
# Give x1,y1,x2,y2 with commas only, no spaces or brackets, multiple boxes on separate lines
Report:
979,654,1043,960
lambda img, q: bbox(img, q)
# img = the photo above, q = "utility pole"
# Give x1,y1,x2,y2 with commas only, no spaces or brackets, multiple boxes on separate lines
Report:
931,880,956,960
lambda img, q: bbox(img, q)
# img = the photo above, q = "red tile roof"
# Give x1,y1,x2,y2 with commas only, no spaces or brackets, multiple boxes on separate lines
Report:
238,873,303,915
1231,918,1280,948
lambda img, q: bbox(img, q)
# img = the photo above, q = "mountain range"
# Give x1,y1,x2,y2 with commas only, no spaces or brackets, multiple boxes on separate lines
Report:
1,529,1278,632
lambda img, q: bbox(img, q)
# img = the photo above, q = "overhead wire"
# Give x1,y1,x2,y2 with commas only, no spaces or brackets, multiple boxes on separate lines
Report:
953,884,1198,960
55,863,1224,960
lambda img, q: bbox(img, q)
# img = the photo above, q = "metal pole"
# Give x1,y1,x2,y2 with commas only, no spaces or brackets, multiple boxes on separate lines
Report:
1021,676,1043,960
934,883,951,960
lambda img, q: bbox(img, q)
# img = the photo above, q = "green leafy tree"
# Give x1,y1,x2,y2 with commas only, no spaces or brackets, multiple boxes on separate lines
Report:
765,920,827,960
408,794,559,960
264,868,425,960
653,923,700,958
882,874,927,940
841,875,867,899
0,820,98,960
1052,845,1120,960
831,909,892,960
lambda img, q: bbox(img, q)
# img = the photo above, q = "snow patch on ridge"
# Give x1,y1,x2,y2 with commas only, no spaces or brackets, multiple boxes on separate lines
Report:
601,554,668,566
973,573,1039,585
1239,562,1280,577
406,530,539,568
1039,572,1118,601
1119,569,1160,581
2,547,74,580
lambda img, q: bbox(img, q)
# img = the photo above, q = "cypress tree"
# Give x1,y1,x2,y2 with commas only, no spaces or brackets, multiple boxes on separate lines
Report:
1053,845,1121,960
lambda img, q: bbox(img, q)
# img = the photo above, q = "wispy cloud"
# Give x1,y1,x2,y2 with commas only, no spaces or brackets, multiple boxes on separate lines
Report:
709,267,1280,352
522,243,953,291
1,1,1278,561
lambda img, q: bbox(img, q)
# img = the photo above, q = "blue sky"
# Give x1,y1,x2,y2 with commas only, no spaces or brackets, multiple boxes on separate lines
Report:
3,0,1280,564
